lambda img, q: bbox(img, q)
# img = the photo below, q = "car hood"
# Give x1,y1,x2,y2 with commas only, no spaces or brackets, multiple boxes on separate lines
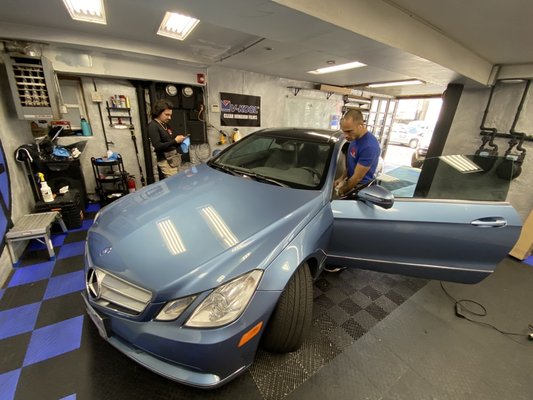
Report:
87,164,323,299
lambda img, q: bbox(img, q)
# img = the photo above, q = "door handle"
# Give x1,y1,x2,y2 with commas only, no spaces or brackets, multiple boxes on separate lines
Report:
471,217,507,228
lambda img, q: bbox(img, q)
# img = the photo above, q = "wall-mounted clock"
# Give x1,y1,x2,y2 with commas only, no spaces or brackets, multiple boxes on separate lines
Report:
165,84,178,96
182,86,194,97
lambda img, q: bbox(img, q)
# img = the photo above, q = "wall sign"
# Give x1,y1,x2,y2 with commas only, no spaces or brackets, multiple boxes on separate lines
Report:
220,92,261,127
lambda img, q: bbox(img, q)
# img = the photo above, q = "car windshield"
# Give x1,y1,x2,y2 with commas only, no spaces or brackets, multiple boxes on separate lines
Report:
210,134,333,189
378,154,514,202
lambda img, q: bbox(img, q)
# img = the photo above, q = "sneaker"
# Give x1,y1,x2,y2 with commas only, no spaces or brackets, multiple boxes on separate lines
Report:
324,265,346,273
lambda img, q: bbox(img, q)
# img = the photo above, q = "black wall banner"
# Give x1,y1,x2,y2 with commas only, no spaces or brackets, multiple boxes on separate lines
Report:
220,92,261,127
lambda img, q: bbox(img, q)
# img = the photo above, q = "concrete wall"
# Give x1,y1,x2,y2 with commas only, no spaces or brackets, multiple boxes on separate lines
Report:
444,84,533,220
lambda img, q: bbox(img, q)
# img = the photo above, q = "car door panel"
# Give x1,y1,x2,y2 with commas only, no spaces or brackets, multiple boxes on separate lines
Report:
327,198,522,283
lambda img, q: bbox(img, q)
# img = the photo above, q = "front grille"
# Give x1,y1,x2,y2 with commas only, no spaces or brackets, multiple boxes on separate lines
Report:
86,268,152,315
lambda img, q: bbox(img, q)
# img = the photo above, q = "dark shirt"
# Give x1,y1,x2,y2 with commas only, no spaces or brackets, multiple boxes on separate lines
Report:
148,120,182,161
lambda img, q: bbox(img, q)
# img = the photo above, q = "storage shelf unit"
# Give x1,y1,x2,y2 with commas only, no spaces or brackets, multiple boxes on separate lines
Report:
106,102,133,128
91,156,129,205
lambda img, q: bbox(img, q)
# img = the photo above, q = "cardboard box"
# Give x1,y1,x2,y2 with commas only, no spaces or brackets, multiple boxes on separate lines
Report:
509,210,533,260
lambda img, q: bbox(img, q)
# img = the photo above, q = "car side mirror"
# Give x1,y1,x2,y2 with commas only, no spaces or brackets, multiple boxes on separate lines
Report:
357,185,394,209
211,149,221,158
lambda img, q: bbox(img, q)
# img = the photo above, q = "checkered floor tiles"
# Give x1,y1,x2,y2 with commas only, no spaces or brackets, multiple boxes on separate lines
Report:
0,203,99,400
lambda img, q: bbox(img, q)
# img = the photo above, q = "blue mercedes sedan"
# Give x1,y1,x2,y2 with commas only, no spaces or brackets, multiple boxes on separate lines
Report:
83,128,521,388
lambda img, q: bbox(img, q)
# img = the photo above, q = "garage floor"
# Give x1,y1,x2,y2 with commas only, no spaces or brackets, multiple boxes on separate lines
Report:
1,205,532,400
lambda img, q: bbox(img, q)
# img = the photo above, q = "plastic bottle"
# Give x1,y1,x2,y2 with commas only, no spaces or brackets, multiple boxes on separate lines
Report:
81,117,92,136
38,173,54,202
232,128,241,143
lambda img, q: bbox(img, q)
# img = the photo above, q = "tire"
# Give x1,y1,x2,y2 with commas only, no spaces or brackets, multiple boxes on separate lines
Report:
261,263,313,353
411,152,424,168
409,138,418,148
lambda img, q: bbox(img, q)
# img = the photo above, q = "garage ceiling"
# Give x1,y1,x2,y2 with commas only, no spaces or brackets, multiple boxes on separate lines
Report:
0,0,531,97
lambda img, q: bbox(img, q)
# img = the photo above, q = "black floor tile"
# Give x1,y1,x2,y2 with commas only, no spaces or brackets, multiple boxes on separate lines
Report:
18,248,59,268
51,255,84,277
63,230,88,244
0,332,31,374
0,280,47,311
34,291,86,329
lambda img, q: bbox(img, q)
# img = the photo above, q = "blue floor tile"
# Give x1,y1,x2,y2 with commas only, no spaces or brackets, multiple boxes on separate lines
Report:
43,271,85,300
60,395,77,400
524,255,533,267
23,315,84,367
8,261,55,288
86,203,101,213
27,234,67,252
0,368,21,400
0,303,41,340
57,242,85,260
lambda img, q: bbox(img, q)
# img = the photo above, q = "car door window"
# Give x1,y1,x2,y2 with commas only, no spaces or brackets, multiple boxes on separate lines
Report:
378,154,513,202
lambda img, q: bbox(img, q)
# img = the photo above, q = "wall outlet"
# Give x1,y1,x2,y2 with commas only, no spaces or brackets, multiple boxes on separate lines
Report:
211,104,220,113
91,91,103,102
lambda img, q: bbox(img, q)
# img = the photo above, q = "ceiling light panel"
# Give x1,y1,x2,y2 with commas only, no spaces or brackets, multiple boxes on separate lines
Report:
63,0,106,24
307,61,366,75
368,79,424,88
157,12,200,41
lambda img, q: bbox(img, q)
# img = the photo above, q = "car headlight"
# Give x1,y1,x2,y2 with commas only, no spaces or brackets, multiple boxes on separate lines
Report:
155,295,197,321
185,270,263,328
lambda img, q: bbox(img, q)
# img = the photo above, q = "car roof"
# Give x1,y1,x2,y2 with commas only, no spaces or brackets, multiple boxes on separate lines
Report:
255,128,340,144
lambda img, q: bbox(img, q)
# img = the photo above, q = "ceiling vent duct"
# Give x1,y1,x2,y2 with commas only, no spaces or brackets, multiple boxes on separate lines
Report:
2,41,59,120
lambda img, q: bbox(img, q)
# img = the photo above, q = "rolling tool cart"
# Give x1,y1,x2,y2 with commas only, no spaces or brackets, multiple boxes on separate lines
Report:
91,155,129,205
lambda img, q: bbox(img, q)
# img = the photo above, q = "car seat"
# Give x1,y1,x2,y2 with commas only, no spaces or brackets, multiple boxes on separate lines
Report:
265,142,297,169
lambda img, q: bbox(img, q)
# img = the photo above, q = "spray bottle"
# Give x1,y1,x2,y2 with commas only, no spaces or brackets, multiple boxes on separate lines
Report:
38,173,54,202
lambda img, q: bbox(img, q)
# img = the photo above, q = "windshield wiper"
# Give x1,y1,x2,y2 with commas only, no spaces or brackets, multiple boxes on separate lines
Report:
231,167,288,187
207,161,240,176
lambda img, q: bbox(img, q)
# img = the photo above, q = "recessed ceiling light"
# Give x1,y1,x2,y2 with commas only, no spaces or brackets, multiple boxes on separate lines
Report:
157,12,200,41
367,79,424,88
307,61,366,75
62,0,106,24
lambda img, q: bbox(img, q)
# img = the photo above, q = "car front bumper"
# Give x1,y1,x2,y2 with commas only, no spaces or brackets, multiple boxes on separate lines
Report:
82,290,280,388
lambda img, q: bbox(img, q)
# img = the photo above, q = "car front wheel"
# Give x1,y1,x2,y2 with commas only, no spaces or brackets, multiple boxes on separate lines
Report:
261,262,313,353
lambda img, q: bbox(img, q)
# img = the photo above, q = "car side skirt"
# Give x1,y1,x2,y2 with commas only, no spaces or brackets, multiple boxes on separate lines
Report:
325,254,490,284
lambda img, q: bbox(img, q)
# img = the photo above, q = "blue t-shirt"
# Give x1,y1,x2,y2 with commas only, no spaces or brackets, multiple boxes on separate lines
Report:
346,132,380,184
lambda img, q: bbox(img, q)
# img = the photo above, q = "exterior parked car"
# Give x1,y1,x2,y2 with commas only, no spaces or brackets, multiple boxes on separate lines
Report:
83,128,521,389
411,133,432,167
390,120,433,148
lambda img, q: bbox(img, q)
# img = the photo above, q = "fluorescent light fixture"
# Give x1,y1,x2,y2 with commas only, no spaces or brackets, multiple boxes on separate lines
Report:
440,155,483,173
368,79,424,88
308,61,366,75
157,11,200,41
63,0,106,24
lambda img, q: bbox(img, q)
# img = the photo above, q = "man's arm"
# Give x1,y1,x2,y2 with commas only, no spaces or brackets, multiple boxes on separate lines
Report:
339,163,370,195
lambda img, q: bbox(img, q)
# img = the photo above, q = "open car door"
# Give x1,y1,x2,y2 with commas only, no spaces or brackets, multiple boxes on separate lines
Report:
326,155,522,284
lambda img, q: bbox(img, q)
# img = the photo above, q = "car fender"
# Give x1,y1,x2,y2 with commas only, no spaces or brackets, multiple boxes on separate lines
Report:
258,203,333,291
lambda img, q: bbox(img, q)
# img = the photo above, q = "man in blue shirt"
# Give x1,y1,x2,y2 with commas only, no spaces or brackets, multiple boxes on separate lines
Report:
335,109,381,196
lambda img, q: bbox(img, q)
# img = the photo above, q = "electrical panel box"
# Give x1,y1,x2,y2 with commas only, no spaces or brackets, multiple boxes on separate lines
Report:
2,54,59,120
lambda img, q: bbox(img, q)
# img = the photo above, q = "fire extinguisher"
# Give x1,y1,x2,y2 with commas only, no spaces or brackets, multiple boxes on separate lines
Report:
127,175,136,193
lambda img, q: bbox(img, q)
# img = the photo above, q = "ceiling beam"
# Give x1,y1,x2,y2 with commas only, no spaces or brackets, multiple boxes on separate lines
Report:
273,0,494,85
